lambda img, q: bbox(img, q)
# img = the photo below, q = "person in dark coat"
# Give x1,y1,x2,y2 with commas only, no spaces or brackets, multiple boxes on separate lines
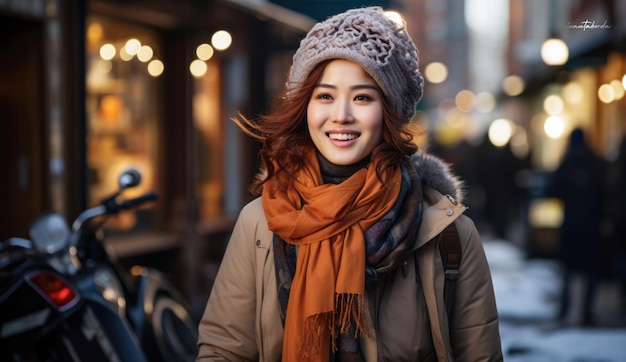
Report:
547,127,607,325
607,136,626,311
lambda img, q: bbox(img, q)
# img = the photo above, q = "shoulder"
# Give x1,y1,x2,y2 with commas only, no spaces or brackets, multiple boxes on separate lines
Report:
239,196,265,218
236,197,267,230
236,197,273,249
454,214,481,252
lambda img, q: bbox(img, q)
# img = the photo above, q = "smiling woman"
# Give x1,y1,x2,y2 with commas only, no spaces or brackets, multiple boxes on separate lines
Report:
196,6,502,361
306,59,384,166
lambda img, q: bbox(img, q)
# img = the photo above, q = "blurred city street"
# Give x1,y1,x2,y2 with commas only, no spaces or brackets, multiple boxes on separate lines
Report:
484,239,626,361
1,0,626,360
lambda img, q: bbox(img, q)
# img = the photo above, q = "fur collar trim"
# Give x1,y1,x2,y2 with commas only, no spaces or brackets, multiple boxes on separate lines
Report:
410,152,465,204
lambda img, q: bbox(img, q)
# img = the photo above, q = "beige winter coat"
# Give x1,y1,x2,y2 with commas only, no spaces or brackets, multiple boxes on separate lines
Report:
197,153,503,361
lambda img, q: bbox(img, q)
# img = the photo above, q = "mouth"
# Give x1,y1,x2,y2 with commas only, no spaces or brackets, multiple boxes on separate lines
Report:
327,132,359,141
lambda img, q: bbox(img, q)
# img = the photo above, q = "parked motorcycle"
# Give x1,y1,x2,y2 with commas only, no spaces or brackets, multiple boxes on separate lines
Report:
0,169,198,361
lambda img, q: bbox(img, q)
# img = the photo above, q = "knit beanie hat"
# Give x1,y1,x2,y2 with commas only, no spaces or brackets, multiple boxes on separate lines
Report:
289,6,424,123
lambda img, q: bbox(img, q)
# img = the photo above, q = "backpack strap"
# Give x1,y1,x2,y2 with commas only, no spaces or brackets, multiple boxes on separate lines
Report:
439,221,461,320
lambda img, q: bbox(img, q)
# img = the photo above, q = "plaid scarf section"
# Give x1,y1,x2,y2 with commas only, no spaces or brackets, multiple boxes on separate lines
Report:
273,163,423,359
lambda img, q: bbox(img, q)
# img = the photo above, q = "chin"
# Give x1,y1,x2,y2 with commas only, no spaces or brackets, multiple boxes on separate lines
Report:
329,156,364,166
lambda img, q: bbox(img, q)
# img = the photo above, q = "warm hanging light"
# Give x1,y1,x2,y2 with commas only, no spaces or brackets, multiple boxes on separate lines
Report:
541,38,569,66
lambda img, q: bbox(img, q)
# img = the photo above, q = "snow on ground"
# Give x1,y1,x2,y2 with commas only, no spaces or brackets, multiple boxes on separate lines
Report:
502,326,626,362
483,240,626,362
486,241,561,320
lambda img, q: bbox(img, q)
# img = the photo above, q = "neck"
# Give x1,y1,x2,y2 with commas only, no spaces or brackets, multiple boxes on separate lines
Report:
316,151,370,184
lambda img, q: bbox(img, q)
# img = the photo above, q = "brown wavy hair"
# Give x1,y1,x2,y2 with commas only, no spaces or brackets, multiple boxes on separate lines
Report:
233,59,422,195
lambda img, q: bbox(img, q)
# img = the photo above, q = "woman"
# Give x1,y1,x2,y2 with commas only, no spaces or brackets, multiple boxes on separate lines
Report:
197,6,502,361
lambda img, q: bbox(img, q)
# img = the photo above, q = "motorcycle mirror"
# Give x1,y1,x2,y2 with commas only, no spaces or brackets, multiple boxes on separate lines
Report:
118,168,142,190
29,213,71,254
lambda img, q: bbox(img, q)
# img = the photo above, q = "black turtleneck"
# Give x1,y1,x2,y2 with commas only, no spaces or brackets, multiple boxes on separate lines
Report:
316,151,371,184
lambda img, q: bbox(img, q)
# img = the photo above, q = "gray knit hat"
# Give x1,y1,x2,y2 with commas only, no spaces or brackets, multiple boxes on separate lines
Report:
289,6,424,123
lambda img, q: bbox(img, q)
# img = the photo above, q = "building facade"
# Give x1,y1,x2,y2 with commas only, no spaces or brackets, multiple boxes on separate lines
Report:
0,0,314,306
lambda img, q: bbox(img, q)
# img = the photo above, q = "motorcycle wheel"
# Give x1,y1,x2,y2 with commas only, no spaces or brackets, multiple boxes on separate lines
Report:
148,294,198,362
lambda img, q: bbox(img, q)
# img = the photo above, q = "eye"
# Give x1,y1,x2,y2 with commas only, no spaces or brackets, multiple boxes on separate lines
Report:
354,94,371,102
315,92,333,101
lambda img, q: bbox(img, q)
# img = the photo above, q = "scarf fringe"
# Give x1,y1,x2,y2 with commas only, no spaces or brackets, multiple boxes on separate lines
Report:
300,313,330,358
336,293,367,336
299,293,368,357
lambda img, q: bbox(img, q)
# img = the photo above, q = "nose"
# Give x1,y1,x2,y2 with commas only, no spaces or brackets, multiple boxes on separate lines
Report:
332,99,354,124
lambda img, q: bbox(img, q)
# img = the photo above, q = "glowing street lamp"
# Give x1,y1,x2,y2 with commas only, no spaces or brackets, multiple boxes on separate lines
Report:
541,38,569,66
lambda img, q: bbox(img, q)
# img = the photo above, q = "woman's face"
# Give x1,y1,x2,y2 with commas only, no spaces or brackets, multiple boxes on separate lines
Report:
307,59,384,166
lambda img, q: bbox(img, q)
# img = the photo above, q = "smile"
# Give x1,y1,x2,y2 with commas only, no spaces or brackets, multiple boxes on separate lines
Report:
327,133,359,141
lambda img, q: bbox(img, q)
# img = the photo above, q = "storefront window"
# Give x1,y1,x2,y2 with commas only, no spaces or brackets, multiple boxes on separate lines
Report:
193,60,224,220
85,17,162,232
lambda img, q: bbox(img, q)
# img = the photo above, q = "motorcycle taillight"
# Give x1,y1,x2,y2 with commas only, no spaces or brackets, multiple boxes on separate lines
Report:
28,271,78,310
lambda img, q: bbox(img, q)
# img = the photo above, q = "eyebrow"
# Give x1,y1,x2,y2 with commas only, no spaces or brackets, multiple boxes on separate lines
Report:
315,83,380,92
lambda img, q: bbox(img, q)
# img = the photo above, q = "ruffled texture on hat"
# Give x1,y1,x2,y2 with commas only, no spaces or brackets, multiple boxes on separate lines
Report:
289,6,424,123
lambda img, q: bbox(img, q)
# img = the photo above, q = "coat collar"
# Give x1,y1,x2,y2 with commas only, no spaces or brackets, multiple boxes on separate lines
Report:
410,152,467,248
411,151,465,205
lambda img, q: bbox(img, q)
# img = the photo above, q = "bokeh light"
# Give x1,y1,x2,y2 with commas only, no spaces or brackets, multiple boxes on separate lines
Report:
124,38,141,56
137,45,153,62
147,59,164,77
190,59,208,77
99,43,116,60
488,118,513,147
475,92,496,113
502,75,525,96
543,94,564,115
424,62,448,84
598,83,615,103
196,43,214,61
455,90,476,112
541,38,569,66
211,30,232,51
544,116,565,139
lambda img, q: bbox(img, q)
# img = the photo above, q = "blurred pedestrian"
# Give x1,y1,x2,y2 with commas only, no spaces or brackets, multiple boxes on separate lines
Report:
196,6,502,361
607,136,626,312
475,136,525,240
547,127,608,325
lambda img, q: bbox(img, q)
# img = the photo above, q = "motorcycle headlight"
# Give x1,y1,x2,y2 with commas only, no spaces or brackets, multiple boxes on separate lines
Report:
29,213,70,254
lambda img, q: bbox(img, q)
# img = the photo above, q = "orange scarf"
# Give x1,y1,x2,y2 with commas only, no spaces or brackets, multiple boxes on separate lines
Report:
262,148,401,360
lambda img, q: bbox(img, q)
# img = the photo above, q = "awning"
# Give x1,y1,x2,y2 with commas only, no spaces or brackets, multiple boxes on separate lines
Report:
220,0,316,32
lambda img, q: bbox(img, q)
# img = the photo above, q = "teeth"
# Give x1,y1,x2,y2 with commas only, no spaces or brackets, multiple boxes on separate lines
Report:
328,133,357,141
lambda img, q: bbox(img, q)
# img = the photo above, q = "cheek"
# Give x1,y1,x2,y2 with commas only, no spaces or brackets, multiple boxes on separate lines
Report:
306,105,324,130
372,123,384,145
363,110,384,140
